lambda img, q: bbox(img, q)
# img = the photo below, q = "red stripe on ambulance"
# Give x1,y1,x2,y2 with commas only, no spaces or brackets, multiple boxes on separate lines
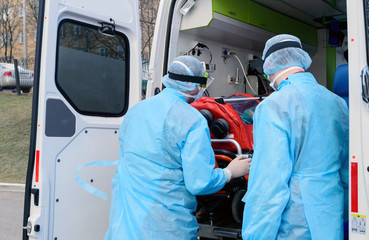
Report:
351,162,358,213
35,150,40,182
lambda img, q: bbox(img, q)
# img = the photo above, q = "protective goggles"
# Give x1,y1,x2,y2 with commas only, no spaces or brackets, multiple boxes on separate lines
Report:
168,70,214,89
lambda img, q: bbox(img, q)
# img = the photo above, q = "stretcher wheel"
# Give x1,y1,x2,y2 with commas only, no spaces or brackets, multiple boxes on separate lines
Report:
232,189,246,224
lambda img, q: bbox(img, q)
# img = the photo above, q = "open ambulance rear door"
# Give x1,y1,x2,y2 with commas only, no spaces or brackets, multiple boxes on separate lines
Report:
348,0,369,239
22,0,141,239
146,0,189,98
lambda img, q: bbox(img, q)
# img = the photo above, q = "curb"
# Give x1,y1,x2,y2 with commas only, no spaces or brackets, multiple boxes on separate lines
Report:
0,183,25,192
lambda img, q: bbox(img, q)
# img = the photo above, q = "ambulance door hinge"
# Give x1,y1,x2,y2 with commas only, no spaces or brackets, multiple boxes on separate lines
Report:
98,18,116,36
31,188,39,206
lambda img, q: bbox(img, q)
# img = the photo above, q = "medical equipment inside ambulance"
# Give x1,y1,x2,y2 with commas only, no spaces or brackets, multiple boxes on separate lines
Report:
191,93,260,225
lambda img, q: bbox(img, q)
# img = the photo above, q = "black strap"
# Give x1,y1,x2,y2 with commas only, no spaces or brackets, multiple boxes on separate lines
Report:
215,98,226,104
263,41,302,60
168,71,207,85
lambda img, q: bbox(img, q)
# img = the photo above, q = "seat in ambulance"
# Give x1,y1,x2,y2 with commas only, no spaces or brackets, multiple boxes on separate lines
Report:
334,63,349,106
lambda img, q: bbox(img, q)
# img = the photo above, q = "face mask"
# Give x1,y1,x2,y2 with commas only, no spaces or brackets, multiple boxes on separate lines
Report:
268,66,304,91
180,86,203,103
194,87,204,101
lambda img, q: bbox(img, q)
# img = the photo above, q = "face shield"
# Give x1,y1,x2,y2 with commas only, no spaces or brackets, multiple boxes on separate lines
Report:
201,71,214,90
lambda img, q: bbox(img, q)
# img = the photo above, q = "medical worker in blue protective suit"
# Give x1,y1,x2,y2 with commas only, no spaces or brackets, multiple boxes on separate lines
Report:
242,34,349,240
104,56,251,240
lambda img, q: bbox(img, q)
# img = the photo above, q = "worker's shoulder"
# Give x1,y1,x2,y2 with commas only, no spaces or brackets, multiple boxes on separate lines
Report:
164,99,207,132
254,94,283,118
305,81,348,110
259,88,291,107
256,83,304,114
174,99,204,118
318,84,346,102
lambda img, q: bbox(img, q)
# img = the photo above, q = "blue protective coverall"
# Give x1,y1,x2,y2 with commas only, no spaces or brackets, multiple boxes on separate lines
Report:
242,72,349,239
104,88,227,240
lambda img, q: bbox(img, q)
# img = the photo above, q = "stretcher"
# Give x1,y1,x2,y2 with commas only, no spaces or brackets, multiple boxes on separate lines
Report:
191,94,261,238
191,93,258,152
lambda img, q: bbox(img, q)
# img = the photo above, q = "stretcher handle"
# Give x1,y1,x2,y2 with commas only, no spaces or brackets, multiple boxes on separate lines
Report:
211,139,242,155
221,97,266,102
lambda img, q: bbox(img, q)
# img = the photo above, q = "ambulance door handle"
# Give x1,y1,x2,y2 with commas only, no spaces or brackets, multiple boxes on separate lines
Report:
361,66,369,103
154,87,161,95
31,188,39,206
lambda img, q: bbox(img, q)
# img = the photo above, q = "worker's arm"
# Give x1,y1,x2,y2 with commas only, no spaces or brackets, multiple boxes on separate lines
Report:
242,102,292,240
181,119,228,195
340,104,349,223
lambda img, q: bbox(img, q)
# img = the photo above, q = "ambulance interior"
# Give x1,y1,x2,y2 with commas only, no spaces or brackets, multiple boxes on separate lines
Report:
165,0,348,98
159,0,349,236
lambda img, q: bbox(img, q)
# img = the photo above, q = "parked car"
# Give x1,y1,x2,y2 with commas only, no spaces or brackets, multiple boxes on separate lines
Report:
0,63,34,93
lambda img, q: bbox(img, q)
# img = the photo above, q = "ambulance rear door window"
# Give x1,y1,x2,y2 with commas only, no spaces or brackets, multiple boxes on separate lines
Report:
55,20,130,116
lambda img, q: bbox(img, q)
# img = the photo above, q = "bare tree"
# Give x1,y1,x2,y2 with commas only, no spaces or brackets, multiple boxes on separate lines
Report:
139,0,159,61
0,0,22,62
0,0,157,62
26,0,38,26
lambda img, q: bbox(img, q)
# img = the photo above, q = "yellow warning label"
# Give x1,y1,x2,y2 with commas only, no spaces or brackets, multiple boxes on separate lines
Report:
352,214,367,218
352,214,366,235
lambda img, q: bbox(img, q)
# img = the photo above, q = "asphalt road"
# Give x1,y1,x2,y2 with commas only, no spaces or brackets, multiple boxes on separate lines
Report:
0,186,25,240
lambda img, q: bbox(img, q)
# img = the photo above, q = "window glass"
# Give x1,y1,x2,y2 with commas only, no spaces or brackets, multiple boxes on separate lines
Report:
56,20,129,116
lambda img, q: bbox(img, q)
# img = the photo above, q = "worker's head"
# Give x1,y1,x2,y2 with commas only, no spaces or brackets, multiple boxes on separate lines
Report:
162,56,208,102
262,34,312,76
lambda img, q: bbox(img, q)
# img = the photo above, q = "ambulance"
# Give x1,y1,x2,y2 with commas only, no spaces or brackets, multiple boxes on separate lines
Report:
22,0,366,239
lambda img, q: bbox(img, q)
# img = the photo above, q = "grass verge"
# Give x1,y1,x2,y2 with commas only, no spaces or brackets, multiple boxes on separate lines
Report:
0,92,32,183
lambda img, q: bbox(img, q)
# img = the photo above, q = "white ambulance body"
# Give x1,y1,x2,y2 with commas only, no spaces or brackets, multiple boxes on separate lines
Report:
23,0,368,239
